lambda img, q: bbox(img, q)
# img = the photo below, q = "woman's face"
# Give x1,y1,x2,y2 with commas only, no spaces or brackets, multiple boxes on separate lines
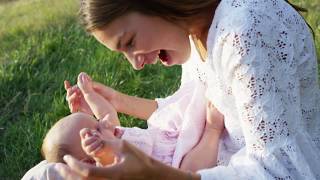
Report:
92,12,191,70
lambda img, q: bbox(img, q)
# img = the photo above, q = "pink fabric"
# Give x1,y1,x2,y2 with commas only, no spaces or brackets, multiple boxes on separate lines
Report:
171,81,206,167
121,80,207,168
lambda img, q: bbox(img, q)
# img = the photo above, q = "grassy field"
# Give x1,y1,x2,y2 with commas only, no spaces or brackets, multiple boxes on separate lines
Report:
0,0,319,179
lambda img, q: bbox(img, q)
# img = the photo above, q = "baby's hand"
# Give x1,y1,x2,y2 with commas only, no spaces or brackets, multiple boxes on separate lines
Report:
77,72,94,94
206,101,224,133
80,128,115,166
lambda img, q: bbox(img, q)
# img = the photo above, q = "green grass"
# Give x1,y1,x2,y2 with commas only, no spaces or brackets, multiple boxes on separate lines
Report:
0,0,181,179
0,0,319,179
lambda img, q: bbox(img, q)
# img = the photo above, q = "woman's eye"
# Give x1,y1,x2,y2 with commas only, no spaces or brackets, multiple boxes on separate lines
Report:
126,37,134,50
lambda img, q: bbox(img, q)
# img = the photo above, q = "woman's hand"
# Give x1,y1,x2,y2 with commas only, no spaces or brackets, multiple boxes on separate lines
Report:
56,139,200,180
65,80,93,115
205,101,224,133
56,139,158,179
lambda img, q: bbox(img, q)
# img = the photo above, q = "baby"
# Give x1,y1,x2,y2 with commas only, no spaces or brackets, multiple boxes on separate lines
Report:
42,72,224,171
41,112,117,166
42,71,123,166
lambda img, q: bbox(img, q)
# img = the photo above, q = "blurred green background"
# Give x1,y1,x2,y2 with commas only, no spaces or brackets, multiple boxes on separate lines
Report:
0,0,319,179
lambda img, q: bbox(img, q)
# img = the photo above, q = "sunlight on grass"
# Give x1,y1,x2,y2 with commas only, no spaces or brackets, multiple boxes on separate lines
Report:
0,0,78,36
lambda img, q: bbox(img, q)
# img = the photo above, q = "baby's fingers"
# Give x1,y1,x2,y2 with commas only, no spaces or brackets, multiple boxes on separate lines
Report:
64,80,71,90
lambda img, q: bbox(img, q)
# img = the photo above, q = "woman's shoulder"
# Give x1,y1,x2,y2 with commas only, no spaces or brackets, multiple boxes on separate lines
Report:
208,0,299,47
213,0,294,32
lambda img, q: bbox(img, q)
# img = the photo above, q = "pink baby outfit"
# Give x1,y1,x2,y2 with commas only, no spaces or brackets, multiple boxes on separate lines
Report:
119,80,207,168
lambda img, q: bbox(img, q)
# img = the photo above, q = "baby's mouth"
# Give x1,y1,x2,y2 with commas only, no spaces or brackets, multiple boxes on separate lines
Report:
158,50,169,63
82,158,96,165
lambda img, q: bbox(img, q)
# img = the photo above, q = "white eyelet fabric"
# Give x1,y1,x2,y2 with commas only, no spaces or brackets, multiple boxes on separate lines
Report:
195,0,320,179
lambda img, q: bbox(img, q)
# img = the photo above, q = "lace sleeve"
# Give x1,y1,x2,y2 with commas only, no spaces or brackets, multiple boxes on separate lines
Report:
224,16,298,155
198,2,318,178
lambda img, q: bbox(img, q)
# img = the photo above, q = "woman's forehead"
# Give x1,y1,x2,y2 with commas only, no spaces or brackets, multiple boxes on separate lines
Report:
92,28,124,51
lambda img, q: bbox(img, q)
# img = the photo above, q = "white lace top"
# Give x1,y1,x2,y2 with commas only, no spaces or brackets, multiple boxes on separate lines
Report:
161,0,320,179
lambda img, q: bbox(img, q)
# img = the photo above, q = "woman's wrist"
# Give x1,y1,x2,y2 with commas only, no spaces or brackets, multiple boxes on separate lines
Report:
93,82,121,110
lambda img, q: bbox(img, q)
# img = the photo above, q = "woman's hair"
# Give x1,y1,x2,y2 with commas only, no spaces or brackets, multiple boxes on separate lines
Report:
79,0,218,32
79,0,313,36
79,0,314,63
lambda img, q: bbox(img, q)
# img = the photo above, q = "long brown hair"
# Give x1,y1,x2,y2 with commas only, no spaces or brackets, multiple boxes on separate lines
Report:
79,0,312,32
79,0,218,32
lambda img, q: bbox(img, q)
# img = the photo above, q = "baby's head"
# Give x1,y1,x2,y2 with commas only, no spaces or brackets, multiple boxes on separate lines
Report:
41,112,103,163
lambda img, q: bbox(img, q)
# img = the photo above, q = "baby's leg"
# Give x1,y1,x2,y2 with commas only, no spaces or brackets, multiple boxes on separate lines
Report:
77,72,119,125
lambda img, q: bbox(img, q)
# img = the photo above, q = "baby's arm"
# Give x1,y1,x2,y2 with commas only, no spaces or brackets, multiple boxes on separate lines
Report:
77,72,120,126
180,101,224,172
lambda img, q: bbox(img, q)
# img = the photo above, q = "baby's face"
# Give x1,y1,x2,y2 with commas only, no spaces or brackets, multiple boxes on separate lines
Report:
43,112,115,163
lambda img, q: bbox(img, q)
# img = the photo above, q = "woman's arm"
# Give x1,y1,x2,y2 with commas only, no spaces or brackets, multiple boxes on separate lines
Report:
180,127,222,172
93,82,158,120
57,140,201,180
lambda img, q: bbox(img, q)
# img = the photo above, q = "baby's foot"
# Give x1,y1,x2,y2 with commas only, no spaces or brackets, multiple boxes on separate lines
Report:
77,72,94,94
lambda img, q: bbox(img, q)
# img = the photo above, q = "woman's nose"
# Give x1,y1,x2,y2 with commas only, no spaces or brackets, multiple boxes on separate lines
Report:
123,53,144,70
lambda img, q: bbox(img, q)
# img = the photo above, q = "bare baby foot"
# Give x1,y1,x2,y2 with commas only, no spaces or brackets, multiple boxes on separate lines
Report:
77,72,94,94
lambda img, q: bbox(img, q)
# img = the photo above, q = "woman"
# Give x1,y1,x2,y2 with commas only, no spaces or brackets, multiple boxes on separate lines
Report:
59,0,320,179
